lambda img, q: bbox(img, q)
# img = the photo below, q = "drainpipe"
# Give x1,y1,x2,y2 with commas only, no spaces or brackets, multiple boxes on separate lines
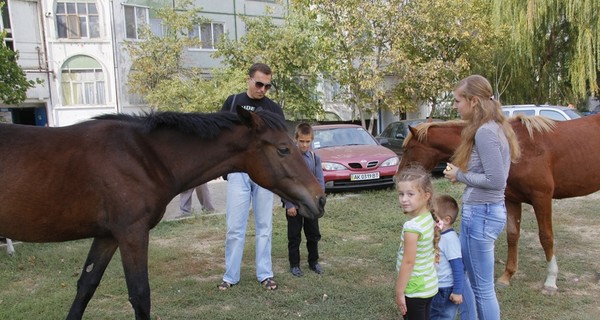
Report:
37,0,55,126
233,0,238,40
109,0,122,113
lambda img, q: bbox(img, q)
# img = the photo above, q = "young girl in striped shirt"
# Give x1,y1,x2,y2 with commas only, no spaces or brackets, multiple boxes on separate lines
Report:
395,165,441,319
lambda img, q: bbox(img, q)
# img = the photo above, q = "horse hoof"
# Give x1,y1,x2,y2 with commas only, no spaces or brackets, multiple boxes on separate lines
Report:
495,279,510,289
542,285,558,295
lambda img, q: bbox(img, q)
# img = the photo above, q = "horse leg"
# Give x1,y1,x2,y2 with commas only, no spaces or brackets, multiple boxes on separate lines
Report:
118,231,151,320
5,238,14,256
532,198,558,294
66,237,118,320
497,200,522,287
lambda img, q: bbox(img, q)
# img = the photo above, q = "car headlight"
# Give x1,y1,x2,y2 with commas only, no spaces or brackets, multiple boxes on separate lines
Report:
381,156,399,167
321,162,347,171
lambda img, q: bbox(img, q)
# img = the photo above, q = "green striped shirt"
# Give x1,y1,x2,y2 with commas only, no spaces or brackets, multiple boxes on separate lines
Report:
396,212,438,298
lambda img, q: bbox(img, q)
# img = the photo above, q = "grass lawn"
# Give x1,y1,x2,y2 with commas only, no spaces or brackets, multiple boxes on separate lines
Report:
0,178,599,319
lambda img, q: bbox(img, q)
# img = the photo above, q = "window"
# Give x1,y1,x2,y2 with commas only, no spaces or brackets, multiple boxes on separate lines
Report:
189,22,224,49
56,1,100,39
540,110,566,121
1,0,14,50
149,18,164,37
124,4,149,40
61,56,106,105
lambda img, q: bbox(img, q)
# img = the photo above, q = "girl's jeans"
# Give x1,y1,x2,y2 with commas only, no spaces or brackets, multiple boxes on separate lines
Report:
460,202,506,320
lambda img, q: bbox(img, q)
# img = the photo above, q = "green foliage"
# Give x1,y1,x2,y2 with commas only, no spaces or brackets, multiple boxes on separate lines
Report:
125,0,208,110
1,184,600,319
389,0,497,116
293,0,498,125
0,31,37,105
213,6,326,119
294,0,403,127
489,0,600,105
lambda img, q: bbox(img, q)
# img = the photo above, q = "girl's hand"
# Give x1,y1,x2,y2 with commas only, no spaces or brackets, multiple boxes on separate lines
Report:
286,208,297,217
395,294,407,315
443,163,458,183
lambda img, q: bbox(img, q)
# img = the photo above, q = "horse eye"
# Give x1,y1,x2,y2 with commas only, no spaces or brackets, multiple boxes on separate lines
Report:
278,147,290,155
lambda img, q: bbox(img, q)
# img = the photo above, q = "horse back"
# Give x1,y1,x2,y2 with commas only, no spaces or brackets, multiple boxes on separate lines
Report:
508,114,600,200
0,121,173,242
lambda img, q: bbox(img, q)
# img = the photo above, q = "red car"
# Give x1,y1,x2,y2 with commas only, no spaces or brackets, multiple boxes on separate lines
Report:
312,124,399,192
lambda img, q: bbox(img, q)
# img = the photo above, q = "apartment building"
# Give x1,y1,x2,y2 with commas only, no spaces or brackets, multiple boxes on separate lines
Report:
1,0,287,127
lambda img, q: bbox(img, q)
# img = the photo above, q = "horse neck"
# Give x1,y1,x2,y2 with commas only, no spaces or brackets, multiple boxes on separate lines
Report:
429,126,463,158
150,126,251,191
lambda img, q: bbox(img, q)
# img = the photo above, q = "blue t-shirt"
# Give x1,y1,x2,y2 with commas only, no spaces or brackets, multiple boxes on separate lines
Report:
437,228,462,288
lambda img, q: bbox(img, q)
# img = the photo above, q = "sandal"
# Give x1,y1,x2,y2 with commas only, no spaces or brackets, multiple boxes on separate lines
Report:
261,278,278,291
217,281,236,291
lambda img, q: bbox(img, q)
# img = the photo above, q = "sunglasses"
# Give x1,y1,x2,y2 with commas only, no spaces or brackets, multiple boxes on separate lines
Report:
250,78,272,90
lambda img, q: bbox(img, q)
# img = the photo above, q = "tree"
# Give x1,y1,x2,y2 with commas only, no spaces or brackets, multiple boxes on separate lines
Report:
0,31,37,105
295,0,497,126
293,0,405,129
125,0,219,112
213,5,326,119
489,0,600,105
388,0,497,118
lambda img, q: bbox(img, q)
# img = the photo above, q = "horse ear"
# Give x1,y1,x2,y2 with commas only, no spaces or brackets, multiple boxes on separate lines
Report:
408,126,418,136
235,105,255,127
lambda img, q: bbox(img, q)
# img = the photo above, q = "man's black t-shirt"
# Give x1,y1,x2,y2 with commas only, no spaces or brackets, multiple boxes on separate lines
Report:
221,93,284,120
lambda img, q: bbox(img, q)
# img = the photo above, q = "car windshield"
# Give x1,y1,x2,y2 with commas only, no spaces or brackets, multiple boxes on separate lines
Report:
313,127,378,149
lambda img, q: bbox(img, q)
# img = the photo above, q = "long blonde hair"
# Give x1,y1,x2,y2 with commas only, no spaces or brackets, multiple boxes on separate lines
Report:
451,75,521,170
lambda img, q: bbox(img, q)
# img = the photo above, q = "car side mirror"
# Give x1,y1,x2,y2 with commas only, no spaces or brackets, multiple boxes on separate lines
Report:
378,137,389,145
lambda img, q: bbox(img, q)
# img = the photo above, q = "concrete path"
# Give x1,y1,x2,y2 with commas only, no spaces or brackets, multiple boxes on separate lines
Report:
161,177,281,221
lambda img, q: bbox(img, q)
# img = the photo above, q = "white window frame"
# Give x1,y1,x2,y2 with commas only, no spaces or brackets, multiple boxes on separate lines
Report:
56,1,100,39
123,4,149,40
0,1,14,50
189,22,224,50
60,57,106,106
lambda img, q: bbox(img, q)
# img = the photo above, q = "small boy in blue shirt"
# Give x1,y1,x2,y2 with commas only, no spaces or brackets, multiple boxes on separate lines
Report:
430,195,476,320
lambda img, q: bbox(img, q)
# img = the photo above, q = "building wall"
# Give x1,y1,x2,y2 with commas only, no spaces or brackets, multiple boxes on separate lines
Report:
3,0,286,127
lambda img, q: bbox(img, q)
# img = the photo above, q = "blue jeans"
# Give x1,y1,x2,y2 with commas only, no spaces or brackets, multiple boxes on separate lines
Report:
223,172,274,284
460,202,506,320
430,278,477,320
459,276,477,320
430,287,459,320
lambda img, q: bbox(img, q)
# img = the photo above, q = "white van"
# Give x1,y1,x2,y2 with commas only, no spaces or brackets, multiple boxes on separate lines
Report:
502,105,582,121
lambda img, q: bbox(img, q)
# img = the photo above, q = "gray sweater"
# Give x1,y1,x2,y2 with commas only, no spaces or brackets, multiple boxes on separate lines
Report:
456,121,511,204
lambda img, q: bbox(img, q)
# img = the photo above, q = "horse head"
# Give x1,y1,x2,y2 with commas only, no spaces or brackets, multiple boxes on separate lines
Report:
398,121,464,172
236,106,326,219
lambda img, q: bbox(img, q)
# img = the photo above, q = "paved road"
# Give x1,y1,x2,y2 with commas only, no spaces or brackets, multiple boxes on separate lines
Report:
161,177,281,221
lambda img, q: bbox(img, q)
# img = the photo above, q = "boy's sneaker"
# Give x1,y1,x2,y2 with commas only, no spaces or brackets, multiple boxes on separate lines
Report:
309,263,324,274
290,266,304,277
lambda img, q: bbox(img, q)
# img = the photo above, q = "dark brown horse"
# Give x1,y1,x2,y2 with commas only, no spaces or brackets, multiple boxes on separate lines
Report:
399,114,600,294
0,107,326,319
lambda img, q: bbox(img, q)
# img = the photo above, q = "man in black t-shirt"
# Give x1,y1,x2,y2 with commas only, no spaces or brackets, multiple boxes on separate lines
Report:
217,63,283,291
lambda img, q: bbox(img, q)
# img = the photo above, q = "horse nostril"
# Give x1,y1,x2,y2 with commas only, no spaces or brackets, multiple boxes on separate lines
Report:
319,196,326,209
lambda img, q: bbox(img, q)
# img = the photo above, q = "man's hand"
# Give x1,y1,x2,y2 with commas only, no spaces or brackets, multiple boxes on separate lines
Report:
286,207,298,217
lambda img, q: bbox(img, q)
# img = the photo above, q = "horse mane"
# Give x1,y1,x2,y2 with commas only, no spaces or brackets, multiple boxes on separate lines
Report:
403,120,467,146
93,109,287,139
403,115,556,146
510,114,556,138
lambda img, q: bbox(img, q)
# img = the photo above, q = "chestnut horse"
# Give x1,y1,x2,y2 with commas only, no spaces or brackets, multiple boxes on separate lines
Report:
0,107,326,319
399,114,600,294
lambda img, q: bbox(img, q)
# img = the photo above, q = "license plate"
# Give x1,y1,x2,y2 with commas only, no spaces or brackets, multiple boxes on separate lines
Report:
350,172,380,181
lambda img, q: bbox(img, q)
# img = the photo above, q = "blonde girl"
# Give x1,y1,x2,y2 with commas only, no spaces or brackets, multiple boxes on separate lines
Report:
443,74,521,320
395,165,441,319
